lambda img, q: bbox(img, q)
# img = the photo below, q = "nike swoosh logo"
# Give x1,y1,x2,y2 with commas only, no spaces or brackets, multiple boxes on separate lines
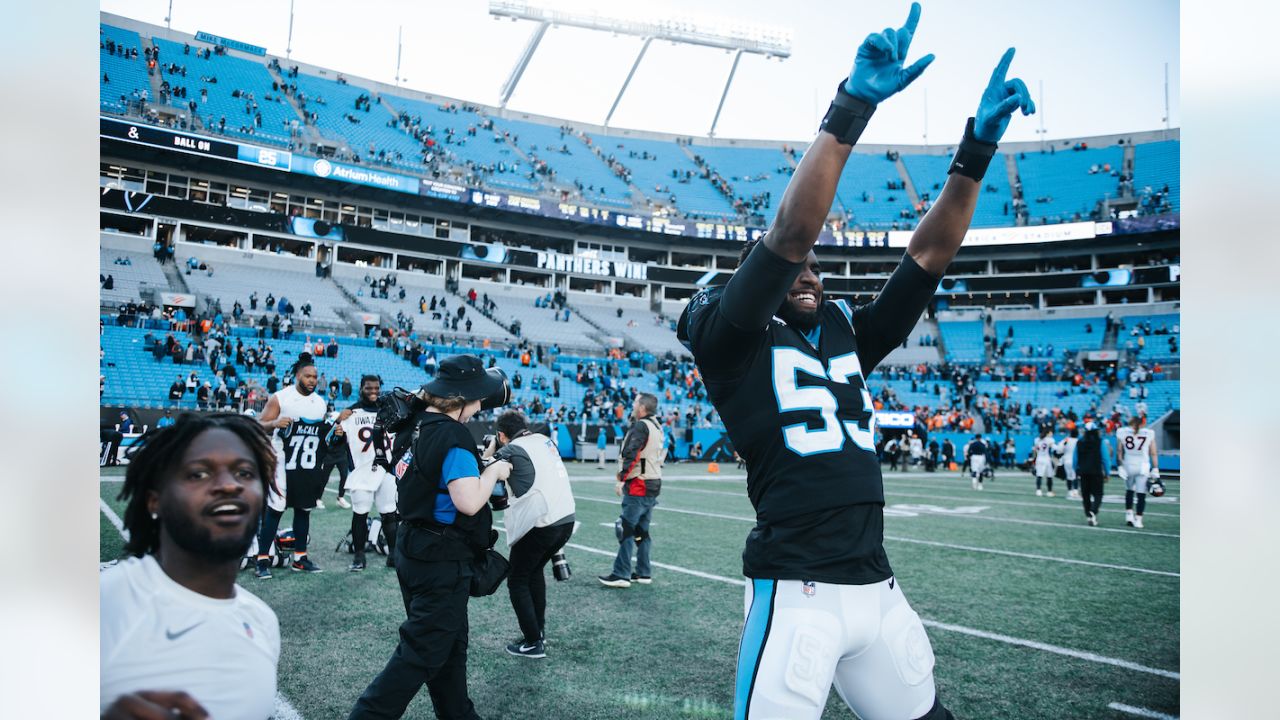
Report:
521,645,538,652
166,622,204,640
888,577,895,590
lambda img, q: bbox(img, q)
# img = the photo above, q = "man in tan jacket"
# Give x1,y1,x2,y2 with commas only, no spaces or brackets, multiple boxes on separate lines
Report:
598,393,665,588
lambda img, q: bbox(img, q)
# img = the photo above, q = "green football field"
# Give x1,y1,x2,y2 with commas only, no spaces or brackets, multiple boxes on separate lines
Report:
100,464,1179,720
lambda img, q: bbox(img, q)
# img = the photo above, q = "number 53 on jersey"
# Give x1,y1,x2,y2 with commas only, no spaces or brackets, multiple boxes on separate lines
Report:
771,348,877,456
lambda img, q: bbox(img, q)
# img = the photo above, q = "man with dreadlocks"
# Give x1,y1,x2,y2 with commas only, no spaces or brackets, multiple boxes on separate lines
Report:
101,413,280,720
254,351,330,578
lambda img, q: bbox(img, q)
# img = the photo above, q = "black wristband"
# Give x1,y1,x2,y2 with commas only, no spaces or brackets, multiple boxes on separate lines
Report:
820,81,877,146
947,117,999,181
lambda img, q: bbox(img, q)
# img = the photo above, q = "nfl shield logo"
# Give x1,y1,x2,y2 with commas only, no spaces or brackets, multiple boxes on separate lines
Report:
802,581,816,598
243,622,254,639
394,450,413,479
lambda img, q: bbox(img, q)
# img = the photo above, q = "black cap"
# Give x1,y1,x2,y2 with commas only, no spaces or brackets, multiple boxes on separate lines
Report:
422,354,504,402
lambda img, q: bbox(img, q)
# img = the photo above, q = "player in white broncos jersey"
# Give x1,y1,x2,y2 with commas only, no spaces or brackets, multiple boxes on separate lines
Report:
333,375,399,571
1031,426,1056,497
1115,416,1159,528
1056,428,1080,499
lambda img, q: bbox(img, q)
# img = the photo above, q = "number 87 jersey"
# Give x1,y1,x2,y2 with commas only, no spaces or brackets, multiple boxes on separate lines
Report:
339,406,394,493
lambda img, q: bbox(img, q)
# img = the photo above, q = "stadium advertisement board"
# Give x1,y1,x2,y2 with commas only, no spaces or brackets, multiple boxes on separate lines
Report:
101,117,240,162
292,157,421,195
886,220,1109,248
194,31,267,56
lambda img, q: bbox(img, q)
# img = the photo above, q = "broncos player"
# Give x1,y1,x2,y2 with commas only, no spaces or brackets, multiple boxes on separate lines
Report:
332,375,399,571
678,5,1034,718
1116,416,1159,528
1031,425,1056,497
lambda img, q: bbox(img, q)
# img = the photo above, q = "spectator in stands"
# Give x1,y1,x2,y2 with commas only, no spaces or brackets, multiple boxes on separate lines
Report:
169,377,186,402
197,382,212,410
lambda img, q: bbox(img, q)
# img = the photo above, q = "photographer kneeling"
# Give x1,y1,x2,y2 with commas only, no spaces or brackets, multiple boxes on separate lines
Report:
481,410,576,659
349,355,508,720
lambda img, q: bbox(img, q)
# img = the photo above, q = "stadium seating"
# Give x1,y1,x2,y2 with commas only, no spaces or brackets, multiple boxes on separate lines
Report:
385,96,541,193
175,242,351,325
937,320,986,363
286,73,425,172
901,152,1014,228
685,143,795,226
974,380,1108,419
995,317,1104,357
588,134,736,219
1133,140,1180,212
100,246,169,307
487,116,625,199
1015,147,1123,223
570,297,690,359
1117,313,1180,362
149,36,295,147
1130,379,1179,420
834,153,915,229
100,25,152,114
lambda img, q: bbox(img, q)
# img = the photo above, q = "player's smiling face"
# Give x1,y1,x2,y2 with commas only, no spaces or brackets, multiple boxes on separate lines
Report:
778,250,824,330
360,380,381,404
151,427,265,563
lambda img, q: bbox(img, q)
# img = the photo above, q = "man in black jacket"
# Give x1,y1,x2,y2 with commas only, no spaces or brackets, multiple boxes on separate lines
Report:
1075,419,1113,526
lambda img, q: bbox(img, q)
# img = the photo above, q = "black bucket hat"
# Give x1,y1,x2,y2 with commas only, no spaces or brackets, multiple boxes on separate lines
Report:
422,354,506,402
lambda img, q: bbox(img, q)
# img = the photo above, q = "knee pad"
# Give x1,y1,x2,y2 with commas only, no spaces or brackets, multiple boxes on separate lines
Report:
633,526,648,543
615,517,633,543
882,600,936,689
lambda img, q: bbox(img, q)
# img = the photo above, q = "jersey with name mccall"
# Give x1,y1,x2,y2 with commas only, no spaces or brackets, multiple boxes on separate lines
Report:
682,255,938,584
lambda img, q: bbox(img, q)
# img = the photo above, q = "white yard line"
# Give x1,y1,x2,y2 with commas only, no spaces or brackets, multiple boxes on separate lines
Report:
559,528,1179,680
1107,702,1178,719
272,693,305,720
571,495,1178,578
100,499,306,720
99,498,129,541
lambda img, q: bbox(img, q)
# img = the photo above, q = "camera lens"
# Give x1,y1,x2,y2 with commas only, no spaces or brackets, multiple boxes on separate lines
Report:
551,551,571,581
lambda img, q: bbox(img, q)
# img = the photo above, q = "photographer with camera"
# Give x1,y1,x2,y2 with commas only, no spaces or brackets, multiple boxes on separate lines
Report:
479,410,576,659
349,355,509,720
598,393,665,588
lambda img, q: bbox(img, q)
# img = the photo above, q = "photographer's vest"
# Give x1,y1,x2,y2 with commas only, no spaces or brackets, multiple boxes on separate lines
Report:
397,412,494,561
620,416,666,497
504,433,576,546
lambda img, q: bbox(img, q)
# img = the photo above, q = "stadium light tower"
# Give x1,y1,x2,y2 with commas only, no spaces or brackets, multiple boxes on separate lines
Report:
1035,80,1047,153
488,0,792,136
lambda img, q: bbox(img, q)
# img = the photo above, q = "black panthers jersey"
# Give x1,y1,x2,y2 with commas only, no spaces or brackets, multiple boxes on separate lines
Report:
680,249,938,583
278,419,333,509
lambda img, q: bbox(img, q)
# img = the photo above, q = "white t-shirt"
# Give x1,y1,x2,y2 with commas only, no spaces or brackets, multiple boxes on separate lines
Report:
101,555,280,719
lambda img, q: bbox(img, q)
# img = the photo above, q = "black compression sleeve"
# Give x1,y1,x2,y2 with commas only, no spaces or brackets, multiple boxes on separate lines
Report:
720,241,807,332
851,254,942,373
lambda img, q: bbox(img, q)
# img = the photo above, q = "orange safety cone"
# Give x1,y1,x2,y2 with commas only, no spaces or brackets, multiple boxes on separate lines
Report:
707,462,720,474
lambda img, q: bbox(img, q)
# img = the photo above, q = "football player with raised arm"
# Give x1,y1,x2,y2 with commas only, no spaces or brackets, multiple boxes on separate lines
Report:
677,5,1034,718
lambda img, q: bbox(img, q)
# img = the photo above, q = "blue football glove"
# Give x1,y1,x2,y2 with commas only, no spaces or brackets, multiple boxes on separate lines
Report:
844,2,935,105
974,48,1035,143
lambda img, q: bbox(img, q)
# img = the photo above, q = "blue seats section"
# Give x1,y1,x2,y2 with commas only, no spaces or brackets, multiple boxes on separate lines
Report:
1015,147,1123,223
386,96,541,193
686,144,794,225
288,74,425,173
149,36,294,147
937,321,985,363
1133,140,1180,211
995,318,1104,357
835,153,914,229
902,153,1014,228
100,25,152,114
588,134,735,219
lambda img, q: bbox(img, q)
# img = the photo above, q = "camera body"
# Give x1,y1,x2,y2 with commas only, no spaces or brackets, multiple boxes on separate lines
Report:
489,479,509,511
551,550,571,581
480,367,511,411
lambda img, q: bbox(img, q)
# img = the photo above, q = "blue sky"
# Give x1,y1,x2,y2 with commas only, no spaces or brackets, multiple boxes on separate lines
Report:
101,0,1179,144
